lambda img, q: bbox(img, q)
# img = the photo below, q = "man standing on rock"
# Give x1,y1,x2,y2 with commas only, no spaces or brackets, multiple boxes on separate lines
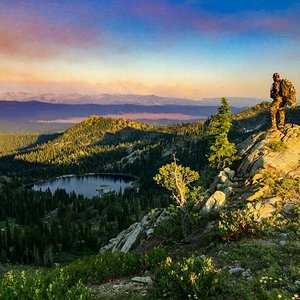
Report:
270,72,286,131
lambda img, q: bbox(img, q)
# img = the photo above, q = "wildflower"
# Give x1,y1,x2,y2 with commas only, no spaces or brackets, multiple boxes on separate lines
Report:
190,272,198,283
278,295,282,299
182,265,188,271
165,257,172,266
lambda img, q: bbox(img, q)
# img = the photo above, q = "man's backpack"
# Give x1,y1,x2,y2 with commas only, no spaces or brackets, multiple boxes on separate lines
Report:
281,79,297,107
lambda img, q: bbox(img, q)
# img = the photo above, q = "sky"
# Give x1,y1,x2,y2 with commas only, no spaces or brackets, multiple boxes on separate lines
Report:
0,0,299,102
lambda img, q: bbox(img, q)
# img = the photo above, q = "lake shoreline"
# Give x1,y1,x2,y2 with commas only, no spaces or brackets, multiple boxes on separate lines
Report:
31,173,137,198
27,172,139,188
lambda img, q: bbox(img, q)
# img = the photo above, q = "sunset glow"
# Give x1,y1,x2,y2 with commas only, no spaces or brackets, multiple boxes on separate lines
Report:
1,0,300,102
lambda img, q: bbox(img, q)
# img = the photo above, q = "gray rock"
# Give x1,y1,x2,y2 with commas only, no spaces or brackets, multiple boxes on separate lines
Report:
224,168,235,180
229,267,245,275
232,181,239,187
279,240,287,247
131,276,153,284
219,175,228,184
216,183,223,190
119,224,143,253
223,187,233,197
146,228,154,237
100,208,173,254
242,269,251,279
209,175,220,193
279,233,288,240
223,179,233,188
201,191,226,214
237,125,300,178
219,170,227,178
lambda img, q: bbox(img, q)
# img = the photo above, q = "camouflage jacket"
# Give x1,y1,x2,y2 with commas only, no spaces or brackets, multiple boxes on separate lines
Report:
270,80,282,99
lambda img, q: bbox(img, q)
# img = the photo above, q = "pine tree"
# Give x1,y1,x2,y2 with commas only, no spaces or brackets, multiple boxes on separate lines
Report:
206,97,238,170
153,157,201,237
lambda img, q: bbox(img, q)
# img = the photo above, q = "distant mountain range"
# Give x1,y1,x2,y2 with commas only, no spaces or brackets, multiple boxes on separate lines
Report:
0,100,246,122
0,92,263,107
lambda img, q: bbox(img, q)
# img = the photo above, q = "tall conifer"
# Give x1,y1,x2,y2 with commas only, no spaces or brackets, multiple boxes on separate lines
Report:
207,97,238,170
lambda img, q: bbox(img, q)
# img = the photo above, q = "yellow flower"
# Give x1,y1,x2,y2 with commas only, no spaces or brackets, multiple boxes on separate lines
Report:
165,257,172,266
293,294,299,299
278,295,282,299
190,272,198,283
182,265,188,271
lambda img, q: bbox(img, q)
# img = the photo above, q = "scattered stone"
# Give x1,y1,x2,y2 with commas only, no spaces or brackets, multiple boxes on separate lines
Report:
229,267,245,275
279,240,287,247
219,170,227,178
242,269,252,279
224,167,235,180
232,181,239,187
219,175,227,184
223,179,233,188
131,276,153,284
223,187,233,197
209,175,220,193
201,191,226,214
279,233,288,240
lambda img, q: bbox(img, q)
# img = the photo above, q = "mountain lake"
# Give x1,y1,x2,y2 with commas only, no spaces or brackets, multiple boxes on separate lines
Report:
32,174,136,198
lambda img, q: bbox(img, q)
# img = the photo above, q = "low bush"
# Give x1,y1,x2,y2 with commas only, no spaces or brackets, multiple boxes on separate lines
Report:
261,170,300,199
64,247,167,285
216,208,285,241
154,256,222,299
0,268,91,300
0,247,168,299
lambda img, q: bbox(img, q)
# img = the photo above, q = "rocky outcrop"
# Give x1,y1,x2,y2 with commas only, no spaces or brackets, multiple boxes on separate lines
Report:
100,125,300,254
237,124,300,178
230,124,300,221
99,208,174,253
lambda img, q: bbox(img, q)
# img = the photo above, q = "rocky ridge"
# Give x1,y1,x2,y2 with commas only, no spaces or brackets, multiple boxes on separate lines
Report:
100,124,300,254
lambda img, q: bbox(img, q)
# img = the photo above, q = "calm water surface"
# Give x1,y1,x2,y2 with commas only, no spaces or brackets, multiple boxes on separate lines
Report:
33,174,134,198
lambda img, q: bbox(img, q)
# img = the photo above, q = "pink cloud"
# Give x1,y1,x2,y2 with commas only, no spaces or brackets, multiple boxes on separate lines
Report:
0,11,97,59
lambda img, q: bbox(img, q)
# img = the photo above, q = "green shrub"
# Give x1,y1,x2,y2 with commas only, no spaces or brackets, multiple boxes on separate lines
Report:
261,170,300,199
64,247,168,285
0,269,92,300
0,248,168,299
217,209,284,241
154,256,221,299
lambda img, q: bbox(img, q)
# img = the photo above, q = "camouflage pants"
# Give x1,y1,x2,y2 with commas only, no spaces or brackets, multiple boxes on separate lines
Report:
270,97,286,129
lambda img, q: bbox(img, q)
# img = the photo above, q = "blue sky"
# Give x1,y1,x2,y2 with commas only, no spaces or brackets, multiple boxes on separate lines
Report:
0,0,299,101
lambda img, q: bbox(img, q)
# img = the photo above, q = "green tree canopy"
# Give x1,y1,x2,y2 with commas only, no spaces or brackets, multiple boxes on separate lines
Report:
206,97,238,170
153,158,200,207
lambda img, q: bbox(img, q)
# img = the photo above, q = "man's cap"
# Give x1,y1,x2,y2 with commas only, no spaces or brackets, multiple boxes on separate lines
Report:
273,72,280,78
